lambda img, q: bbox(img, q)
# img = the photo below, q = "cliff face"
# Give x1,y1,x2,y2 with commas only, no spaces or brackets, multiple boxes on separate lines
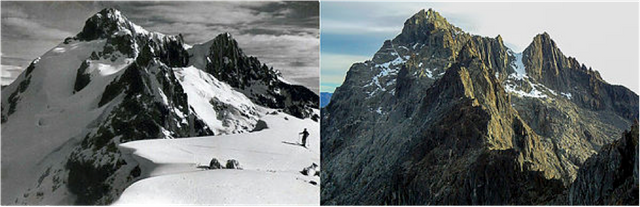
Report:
523,33,638,120
568,121,639,205
196,33,318,119
321,9,638,205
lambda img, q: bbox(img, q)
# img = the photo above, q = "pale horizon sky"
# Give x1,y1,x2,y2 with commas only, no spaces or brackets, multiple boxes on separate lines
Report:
321,2,639,94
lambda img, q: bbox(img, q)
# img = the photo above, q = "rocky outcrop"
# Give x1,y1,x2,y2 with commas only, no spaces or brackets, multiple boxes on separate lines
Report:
209,158,222,169
73,60,91,93
225,159,242,169
76,8,148,42
195,33,319,119
523,33,638,120
568,121,639,205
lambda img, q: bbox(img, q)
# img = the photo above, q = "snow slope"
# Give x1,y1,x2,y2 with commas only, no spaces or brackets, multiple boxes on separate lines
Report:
0,39,133,204
114,109,320,205
2,8,319,205
173,66,259,135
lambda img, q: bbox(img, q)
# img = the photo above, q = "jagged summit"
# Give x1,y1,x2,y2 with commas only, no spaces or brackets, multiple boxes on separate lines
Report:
187,32,318,119
75,8,152,41
209,32,247,63
199,32,277,90
76,8,132,40
533,32,552,41
520,31,637,120
521,32,572,84
407,8,450,27
396,8,460,44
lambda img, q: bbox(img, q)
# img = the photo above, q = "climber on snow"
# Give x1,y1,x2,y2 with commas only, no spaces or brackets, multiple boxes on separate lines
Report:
299,128,309,148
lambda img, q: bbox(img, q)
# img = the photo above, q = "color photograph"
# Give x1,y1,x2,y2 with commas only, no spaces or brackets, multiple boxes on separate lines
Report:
320,2,639,205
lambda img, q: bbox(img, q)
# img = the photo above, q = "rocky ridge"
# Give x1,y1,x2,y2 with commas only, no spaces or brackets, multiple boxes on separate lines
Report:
321,8,638,205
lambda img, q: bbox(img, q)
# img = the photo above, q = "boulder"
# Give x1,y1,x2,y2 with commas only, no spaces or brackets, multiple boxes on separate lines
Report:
226,159,241,169
209,158,222,169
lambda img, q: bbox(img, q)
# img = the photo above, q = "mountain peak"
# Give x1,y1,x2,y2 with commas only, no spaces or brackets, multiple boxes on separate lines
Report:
195,31,317,118
412,8,445,22
406,8,450,28
496,34,503,43
528,32,562,53
395,9,457,45
98,8,125,19
75,8,146,41
213,32,237,44
535,31,551,39
531,32,554,45
209,32,243,55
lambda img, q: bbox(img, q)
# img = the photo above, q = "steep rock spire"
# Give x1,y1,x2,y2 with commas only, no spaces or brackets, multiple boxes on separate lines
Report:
76,8,138,41
522,32,572,84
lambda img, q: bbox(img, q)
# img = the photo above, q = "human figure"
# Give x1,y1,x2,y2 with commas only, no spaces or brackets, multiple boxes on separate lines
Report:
299,128,309,148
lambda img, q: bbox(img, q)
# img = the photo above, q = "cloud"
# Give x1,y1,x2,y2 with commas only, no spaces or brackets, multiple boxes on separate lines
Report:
1,64,24,85
2,17,74,40
321,19,401,36
112,1,318,45
235,33,319,83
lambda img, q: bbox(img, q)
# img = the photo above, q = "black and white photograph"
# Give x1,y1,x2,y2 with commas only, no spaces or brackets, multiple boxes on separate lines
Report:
1,1,319,205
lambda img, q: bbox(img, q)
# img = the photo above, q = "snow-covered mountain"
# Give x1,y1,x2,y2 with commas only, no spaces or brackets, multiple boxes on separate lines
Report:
1,8,318,205
321,9,637,205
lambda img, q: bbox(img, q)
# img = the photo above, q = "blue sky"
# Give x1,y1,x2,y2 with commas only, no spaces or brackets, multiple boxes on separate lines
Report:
320,2,639,93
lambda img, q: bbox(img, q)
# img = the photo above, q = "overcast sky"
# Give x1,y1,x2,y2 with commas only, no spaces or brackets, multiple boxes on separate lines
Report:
1,1,319,93
321,2,639,94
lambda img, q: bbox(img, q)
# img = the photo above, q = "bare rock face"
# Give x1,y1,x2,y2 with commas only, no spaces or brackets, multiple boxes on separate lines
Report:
522,33,638,120
76,8,134,41
569,121,639,205
321,8,638,205
199,33,319,119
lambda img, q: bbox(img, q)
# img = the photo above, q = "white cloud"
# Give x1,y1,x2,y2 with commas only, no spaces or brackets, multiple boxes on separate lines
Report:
1,64,24,85
321,19,401,36
236,33,319,77
2,17,74,40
